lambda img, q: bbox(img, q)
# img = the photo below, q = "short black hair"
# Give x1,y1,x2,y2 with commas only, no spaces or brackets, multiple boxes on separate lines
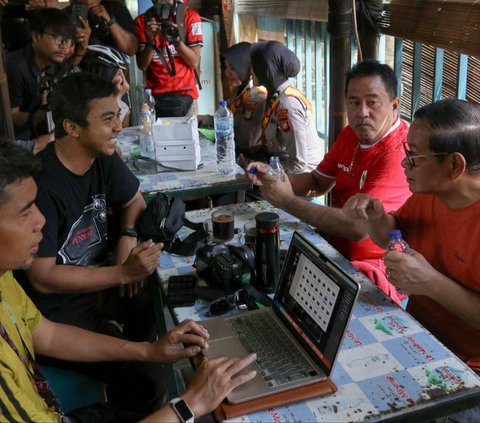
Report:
49,72,117,138
345,60,397,100
0,138,41,207
29,7,75,41
414,98,480,174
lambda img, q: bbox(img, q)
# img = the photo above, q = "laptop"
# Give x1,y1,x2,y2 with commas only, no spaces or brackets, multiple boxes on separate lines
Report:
199,231,360,404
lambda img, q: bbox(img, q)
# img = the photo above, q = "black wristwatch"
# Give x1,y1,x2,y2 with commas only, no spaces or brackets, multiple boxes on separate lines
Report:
121,227,138,238
105,15,117,27
169,397,194,423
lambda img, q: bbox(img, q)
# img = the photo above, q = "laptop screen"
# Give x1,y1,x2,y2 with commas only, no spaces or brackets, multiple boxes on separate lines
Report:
273,232,360,375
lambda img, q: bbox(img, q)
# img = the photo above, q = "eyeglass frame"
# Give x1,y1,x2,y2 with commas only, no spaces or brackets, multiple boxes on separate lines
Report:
42,32,74,48
402,142,449,167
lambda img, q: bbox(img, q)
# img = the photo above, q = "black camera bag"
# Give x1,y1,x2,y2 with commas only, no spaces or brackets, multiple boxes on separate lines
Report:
137,193,207,256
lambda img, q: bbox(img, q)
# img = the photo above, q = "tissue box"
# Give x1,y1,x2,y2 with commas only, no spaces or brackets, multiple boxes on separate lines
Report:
152,116,201,171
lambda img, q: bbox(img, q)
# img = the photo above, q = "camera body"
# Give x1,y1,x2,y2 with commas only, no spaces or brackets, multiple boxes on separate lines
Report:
194,243,255,294
158,18,180,42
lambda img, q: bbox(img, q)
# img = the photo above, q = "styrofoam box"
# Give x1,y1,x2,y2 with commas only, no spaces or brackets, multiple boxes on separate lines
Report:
152,115,198,141
152,116,201,170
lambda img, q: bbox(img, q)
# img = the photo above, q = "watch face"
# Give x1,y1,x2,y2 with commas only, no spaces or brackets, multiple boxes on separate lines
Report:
173,399,194,421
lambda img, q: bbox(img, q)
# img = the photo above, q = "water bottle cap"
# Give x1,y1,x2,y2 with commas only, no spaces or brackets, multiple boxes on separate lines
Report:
388,229,402,240
255,212,279,229
269,156,280,164
219,100,227,108
145,88,152,95
141,107,149,114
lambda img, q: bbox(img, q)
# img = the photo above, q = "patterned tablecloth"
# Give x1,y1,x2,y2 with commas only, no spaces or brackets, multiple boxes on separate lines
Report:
117,127,251,199
156,201,480,422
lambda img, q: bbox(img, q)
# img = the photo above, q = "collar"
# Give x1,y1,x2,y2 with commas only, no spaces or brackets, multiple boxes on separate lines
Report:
358,117,401,149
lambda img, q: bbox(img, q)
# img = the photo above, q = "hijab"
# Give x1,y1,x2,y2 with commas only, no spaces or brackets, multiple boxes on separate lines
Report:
250,41,300,97
221,41,252,95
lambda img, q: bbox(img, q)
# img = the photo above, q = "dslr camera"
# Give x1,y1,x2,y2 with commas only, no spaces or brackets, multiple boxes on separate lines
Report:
153,1,180,42
194,243,255,294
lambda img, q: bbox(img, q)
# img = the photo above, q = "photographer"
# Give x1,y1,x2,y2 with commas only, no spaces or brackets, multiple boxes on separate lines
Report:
5,7,86,140
135,0,203,117
65,0,138,56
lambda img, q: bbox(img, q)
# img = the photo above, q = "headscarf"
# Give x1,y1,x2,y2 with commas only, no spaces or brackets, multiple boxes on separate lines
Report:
250,41,300,95
221,42,252,85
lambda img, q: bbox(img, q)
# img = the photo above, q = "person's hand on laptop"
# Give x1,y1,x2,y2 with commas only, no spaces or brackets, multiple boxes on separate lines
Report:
182,353,258,417
149,319,210,363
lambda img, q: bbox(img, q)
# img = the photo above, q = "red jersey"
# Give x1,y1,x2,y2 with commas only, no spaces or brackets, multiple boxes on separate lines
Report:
316,118,411,260
135,7,203,99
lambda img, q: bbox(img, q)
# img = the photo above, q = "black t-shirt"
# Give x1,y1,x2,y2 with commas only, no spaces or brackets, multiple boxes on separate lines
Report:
65,0,137,50
5,44,69,139
27,143,139,327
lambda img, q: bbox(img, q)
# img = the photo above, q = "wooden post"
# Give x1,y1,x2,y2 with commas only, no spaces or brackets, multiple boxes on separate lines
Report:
327,0,351,149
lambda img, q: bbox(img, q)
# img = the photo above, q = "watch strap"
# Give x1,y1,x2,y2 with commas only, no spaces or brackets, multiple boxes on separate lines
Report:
169,397,194,423
121,227,138,237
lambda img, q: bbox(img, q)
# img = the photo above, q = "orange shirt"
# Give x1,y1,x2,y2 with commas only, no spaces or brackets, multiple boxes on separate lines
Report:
393,193,480,372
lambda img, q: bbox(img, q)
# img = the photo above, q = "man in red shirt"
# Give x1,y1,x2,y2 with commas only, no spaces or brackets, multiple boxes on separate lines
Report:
247,60,411,305
135,0,202,117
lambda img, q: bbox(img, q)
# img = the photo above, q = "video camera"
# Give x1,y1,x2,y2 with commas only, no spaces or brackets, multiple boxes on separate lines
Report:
194,243,256,294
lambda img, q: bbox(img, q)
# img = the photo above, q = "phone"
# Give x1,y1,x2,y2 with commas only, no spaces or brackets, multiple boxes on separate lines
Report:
71,3,89,28
167,275,197,307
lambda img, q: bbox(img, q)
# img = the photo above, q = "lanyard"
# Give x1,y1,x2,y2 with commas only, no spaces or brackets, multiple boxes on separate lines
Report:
0,297,62,415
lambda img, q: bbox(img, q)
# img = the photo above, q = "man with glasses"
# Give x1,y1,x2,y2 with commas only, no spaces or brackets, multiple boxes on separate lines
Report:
343,99,480,396
6,8,89,140
246,60,411,306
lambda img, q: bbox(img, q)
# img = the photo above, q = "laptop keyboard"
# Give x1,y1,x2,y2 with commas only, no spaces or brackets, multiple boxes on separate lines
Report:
227,312,319,387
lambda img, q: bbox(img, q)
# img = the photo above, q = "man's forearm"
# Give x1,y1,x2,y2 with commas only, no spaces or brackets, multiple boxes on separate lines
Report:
136,46,155,70
34,318,150,362
28,262,126,294
176,42,200,69
284,196,368,241
110,25,138,56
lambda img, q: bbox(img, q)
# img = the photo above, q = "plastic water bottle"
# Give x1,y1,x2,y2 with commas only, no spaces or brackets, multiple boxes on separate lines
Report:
139,104,155,159
268,156,285,181
214,100,235,175
387,229,410,253
144,88,156,124
387,229,410,296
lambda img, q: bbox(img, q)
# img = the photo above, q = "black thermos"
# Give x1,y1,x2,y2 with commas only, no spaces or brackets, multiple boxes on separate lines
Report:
254,212,280,293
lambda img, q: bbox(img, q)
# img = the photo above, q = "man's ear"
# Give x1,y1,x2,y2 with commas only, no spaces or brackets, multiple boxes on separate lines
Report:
63,119,81,138
392,97,400,114
450,152,467,180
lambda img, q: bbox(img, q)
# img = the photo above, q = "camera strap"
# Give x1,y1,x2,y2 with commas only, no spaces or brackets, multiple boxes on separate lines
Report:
154,45,177,77
167,218,208,256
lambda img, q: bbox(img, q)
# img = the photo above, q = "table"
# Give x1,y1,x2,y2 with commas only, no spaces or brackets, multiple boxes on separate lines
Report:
117,126,252,201
157,201,480,422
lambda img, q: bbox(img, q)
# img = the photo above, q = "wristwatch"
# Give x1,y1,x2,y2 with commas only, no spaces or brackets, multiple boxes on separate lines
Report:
105,15,117,27
121,227,138,238
169,397,194,423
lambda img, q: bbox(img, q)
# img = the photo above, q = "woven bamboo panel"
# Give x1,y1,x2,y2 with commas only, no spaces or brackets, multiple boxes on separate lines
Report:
234,0,328,22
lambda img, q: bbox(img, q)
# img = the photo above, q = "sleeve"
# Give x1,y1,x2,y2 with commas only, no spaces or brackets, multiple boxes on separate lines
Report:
106,153,140,205
14,139,35,152
6,53,24,109
315,132,344,179
135,14,147,45
110,1,137,38
35,183,63,259
185,8,203,47
277,96,310,173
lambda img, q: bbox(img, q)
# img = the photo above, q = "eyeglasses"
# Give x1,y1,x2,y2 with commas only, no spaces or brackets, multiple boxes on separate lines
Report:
208,289,248,316
402,142,449,167
43,32,74,48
